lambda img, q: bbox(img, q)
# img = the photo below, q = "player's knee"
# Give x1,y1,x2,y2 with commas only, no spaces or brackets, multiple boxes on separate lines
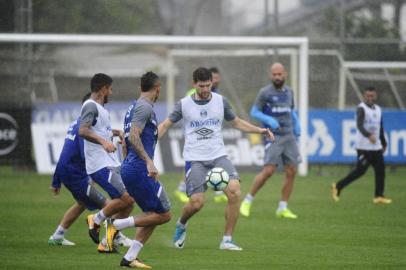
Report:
121,193,135,206
190,198,204,211
263,166,275,178
160,211,171,224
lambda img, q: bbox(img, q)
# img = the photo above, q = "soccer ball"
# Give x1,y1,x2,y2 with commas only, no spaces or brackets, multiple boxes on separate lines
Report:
205,167,229,191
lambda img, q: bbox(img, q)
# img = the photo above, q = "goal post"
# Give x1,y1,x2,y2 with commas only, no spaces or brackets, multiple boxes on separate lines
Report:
0,33,309,176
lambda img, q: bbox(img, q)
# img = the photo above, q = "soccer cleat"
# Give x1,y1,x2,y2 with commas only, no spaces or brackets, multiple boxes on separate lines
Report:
331,183,340,202
239,200,252,217
175,190,189,203
120,258,152,269
219,240,243,251
373,196,392,204
106,218,118,252
114,232,133,247
276,208,298,219
87,214,100,244
213,193,228,203
48,236,75,246
173,223,187,249
97,242,119,253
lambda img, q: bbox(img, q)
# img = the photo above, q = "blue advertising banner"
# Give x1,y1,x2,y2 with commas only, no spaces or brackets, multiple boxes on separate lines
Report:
308,109,406,164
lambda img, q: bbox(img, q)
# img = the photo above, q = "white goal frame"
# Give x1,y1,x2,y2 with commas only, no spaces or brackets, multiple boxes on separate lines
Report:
0,34,309,176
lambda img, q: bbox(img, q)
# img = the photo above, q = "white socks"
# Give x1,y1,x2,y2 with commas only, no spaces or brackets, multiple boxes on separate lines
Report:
244,194,254,203
124,240,143,261
93,210,107,225
277,201,288,212
52,225,66,240
222,235,232,242
113,217,135,230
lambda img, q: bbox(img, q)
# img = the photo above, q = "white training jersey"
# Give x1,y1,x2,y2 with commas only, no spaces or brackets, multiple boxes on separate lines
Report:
356,102,383,151
81,99,120,174
181,93,227,161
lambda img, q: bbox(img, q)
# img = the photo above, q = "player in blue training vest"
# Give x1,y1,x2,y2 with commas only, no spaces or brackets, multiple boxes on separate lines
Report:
107,72,171,269
48,93,107,246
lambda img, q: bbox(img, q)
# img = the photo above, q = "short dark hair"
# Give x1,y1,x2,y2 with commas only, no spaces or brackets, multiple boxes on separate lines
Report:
90,73,113,92
81,92,91,104
364,86,376,92
209,67,219,74
193,67,212,83
140,71,160,92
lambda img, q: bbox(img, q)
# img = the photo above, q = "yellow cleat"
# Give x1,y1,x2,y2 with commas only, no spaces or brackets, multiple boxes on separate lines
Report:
276,208,298,219
175,190,189,203
214,194,228,203
120,258,152,269
373,196,392,204
331,183,340,202
240,200,252,217
106,219,118,252
97,241,118,253
87,214,100,244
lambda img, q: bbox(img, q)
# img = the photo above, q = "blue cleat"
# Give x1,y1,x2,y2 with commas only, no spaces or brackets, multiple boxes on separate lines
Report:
173,222,187,249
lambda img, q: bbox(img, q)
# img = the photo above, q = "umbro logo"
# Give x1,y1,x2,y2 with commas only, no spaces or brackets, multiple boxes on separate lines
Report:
195,127,213,136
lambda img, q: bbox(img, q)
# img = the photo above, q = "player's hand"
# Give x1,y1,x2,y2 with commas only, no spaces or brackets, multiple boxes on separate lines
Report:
147,159,159,180
102,140,116,153
116,130,124,144
267,118,280,130
382,145,387,153
50,186,60,196
368,134,377,144
261,128,275,141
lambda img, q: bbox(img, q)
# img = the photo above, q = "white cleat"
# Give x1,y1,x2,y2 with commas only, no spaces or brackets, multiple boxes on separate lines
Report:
219,240,243,251
48,236,75,246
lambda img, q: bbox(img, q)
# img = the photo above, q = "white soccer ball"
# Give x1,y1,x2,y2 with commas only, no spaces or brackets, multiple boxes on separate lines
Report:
205,167,229,191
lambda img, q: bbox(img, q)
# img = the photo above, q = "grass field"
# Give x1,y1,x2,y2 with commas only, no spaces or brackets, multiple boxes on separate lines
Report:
1,166,405,270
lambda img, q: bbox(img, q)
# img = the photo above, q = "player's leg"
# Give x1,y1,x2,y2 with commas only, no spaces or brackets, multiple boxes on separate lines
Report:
333,150,370,201
275,135,301,218
49,202,85,246
173,161,207,248
175,164,189,203
215,156,242,250
88,167,134,244
117,165,171,267
240,139,282,217
370,151,392,204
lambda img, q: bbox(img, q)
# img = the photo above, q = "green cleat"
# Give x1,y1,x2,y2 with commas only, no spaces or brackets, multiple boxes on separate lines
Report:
175,190,189,203
214,194,228,203
276,208,298,219
48,236,75,246
240,200,252,217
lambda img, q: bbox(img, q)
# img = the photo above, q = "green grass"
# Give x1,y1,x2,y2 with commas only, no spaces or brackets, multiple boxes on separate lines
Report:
1,166,405,269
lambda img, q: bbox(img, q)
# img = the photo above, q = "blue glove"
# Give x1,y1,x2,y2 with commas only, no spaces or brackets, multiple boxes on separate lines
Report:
250,105,280,130
291,111,301,137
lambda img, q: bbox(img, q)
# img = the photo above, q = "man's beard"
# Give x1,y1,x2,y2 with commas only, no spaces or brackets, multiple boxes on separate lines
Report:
103,95,108,104
272,79,284,89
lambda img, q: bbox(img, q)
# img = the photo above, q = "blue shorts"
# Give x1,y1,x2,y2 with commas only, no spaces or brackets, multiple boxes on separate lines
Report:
121,163,171,214
57,173,105,211
90,167,126,199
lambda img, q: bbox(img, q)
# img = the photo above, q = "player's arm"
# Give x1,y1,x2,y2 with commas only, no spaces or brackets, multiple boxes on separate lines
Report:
250,89,280,130
128,103,158,179
158,101,182,139
231,117,274,140
379,117,387,152
50,174,61,195
158,118,174,139
224,97,274,139
78,102,116,152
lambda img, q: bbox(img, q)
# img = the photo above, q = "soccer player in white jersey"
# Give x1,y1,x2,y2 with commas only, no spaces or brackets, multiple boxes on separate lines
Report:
159,67,274,251
332,86,392,204
79,73,134,249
